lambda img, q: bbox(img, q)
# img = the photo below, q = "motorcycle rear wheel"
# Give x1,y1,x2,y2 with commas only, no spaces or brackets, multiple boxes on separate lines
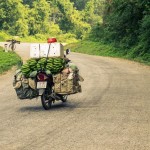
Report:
41,93,53,110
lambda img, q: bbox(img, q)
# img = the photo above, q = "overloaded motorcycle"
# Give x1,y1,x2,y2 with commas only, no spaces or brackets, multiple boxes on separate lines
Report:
13,39,82,110
13,49,82,110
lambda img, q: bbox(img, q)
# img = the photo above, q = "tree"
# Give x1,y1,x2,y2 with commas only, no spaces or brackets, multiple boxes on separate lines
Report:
71,0,89,10
28,0,51,35
23,0,33,6
101,0,150,47
133,5,150,58
83,0,105,26
57,0,91,38
0,0,28,36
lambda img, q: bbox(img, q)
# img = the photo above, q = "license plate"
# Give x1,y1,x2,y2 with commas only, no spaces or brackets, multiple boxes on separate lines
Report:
37,82,47,89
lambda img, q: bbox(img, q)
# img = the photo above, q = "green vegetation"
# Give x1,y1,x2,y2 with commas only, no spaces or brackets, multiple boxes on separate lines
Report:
0,47,22,74
89,0,150,63
0,31,11,41
65,41,120,56
0,0,100,41
0,0,149,64
0,31,77,43
66,41,150,65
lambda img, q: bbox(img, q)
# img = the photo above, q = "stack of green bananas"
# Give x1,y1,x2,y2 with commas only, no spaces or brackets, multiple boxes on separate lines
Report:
27,59,37,71
21,63,31,77
21,57,66,77
46,58,66,74
52,58,65,74
37,58,47,70
46,58,54,71
21,59,38,77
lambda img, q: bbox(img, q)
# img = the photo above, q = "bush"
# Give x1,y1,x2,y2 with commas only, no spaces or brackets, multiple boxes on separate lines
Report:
138,14,150,55
65,40,150,65
58,33,78,43
0,31,11,41
0,47,22,73
65,40,123,57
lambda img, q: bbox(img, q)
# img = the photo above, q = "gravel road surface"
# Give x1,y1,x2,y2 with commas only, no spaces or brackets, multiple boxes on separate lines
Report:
0,43,150,150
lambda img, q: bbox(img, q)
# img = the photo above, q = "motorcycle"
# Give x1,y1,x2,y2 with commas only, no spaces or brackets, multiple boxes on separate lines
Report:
36,69,68,110
13,48,74,110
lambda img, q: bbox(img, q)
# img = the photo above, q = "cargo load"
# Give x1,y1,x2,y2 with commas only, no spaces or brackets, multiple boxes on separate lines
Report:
53,72,81,94
53,63,83,94
13,70,38,99
13,58,83,99
30,43,64,58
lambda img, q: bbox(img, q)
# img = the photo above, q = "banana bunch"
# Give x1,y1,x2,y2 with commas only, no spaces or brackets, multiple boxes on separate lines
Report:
46,58,65,74
53,58,65,74
21,63,31,77
21,57,66,77
46,58,54,71
21,59,38,77
27,59,37,71
37,58,47,70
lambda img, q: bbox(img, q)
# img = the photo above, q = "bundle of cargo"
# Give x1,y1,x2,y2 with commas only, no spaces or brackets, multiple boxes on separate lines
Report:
13,70,39,99
53,63,83,94
53,68,81,94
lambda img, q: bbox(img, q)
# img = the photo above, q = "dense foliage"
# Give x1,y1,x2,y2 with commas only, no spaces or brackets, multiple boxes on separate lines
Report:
0,0,103,39
0,0,149,61
90,0,150,61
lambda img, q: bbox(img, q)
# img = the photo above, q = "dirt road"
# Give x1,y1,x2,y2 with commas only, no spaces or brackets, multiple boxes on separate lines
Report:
0,43,150,150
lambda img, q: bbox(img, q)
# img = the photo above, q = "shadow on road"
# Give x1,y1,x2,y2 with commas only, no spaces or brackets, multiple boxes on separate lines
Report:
19,101,78,112
19,106,44,112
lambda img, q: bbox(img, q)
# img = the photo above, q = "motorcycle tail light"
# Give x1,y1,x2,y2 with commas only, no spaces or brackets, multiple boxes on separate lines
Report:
37,73,47,81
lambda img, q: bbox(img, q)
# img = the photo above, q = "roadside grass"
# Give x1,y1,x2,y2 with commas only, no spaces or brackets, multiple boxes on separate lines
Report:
0,47,22,74
65,41,150,65
65,41,125,56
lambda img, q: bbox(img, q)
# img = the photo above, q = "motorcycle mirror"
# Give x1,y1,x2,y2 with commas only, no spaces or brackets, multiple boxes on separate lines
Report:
66,49,70,55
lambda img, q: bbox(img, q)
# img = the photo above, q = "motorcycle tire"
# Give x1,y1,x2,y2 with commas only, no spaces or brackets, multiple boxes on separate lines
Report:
41,93,53,110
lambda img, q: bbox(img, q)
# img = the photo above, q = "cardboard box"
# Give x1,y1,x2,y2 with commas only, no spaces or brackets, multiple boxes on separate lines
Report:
39,44,49,57
30,44,40,58
40,43,64,58
30,43,64,58
49,43,64,57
